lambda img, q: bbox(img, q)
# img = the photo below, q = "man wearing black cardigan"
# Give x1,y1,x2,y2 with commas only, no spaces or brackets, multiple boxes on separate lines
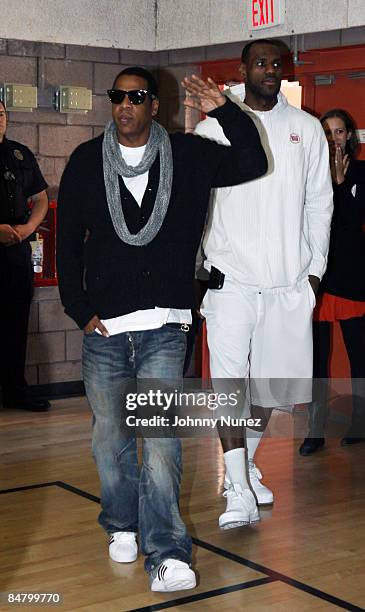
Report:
57,66,267,593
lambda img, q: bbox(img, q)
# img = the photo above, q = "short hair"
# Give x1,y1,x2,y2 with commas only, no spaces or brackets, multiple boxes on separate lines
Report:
112,66,158,98
241,39,283,64
320,108,359,159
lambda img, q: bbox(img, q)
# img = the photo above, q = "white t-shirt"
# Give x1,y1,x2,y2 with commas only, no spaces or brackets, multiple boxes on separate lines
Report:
98,144,191,335
120,144,149,206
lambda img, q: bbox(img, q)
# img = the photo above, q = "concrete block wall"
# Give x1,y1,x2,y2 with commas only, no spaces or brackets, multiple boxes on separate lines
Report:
1,40,159,197
25,286,83,385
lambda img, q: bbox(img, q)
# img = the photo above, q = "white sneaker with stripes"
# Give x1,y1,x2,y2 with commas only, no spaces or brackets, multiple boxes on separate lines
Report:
109,532,138,563
150,558,196,592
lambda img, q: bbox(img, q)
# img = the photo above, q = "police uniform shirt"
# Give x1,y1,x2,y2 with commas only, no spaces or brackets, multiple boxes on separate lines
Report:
0,137,47,224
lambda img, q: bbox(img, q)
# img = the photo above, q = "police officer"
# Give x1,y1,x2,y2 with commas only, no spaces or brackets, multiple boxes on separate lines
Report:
0,99,50,411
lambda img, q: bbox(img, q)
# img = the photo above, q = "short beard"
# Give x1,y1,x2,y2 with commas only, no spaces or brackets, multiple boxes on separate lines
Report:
246,81,280,102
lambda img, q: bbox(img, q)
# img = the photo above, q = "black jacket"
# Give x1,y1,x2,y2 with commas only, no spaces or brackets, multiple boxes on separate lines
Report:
320,160,365,301
57,99,268,329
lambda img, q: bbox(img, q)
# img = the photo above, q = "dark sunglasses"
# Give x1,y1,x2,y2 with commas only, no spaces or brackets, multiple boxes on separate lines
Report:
107,89,156,105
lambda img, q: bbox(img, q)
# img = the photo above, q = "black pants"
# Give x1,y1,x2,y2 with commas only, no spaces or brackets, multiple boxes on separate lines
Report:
0,242,33,402
313,317,365,434
313,318,365,379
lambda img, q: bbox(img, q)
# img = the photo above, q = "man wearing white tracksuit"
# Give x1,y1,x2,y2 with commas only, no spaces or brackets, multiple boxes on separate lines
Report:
195,39,333,529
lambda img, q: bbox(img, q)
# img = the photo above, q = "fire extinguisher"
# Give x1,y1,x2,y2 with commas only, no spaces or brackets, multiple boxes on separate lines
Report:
30,232,44,281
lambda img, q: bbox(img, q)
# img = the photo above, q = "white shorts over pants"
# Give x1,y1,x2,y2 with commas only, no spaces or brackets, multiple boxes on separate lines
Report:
201,277,315,408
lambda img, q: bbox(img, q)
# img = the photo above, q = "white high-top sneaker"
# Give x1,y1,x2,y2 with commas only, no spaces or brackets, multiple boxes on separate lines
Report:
224,460,274,505
219,483,260,530
247,460,274,505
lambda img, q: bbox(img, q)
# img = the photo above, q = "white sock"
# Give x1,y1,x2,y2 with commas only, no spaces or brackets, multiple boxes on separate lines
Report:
246,429,264,462
224,448,249,490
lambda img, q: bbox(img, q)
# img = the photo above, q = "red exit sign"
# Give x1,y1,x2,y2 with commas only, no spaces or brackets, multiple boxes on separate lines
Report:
248,0,285,30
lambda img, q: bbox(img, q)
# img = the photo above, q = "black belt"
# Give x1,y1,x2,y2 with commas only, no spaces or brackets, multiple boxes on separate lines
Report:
165,323,190,332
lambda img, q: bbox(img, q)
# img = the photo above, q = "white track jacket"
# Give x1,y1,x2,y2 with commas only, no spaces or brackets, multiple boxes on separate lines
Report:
195,85,333,290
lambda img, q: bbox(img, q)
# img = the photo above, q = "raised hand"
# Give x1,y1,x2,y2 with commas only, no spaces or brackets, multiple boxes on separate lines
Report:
181,74,226,114
332,146,349,185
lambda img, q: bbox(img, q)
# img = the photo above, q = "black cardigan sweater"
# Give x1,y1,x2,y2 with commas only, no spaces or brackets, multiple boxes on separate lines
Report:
57,99,267,329
320,160,365,301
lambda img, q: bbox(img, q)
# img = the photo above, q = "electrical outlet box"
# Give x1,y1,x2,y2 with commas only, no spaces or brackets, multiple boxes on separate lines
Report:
58,86,92,112
3,83,37,111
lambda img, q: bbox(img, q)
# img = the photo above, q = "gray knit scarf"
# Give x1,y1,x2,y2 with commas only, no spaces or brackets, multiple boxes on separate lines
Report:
102,119,173,246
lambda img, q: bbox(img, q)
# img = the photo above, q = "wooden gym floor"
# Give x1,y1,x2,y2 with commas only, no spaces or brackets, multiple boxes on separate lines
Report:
0,397,364,611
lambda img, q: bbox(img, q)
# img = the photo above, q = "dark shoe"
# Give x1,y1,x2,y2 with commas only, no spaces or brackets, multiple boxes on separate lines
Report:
341,434,365,446
4,397,51,412
306,394,329,444
299,437,325,456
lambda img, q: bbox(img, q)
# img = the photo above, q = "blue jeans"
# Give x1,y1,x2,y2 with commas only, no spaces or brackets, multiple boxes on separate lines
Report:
82,324,192,573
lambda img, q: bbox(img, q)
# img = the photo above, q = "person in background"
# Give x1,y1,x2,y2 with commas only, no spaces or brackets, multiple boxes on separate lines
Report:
300,109,365,455
0,99,50,412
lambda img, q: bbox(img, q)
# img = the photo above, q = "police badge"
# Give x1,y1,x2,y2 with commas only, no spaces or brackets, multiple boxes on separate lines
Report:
13,149,24,161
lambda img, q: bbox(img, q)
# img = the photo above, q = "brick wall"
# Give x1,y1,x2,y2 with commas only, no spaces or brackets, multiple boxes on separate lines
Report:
1,40,161,197
25,287,82,386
